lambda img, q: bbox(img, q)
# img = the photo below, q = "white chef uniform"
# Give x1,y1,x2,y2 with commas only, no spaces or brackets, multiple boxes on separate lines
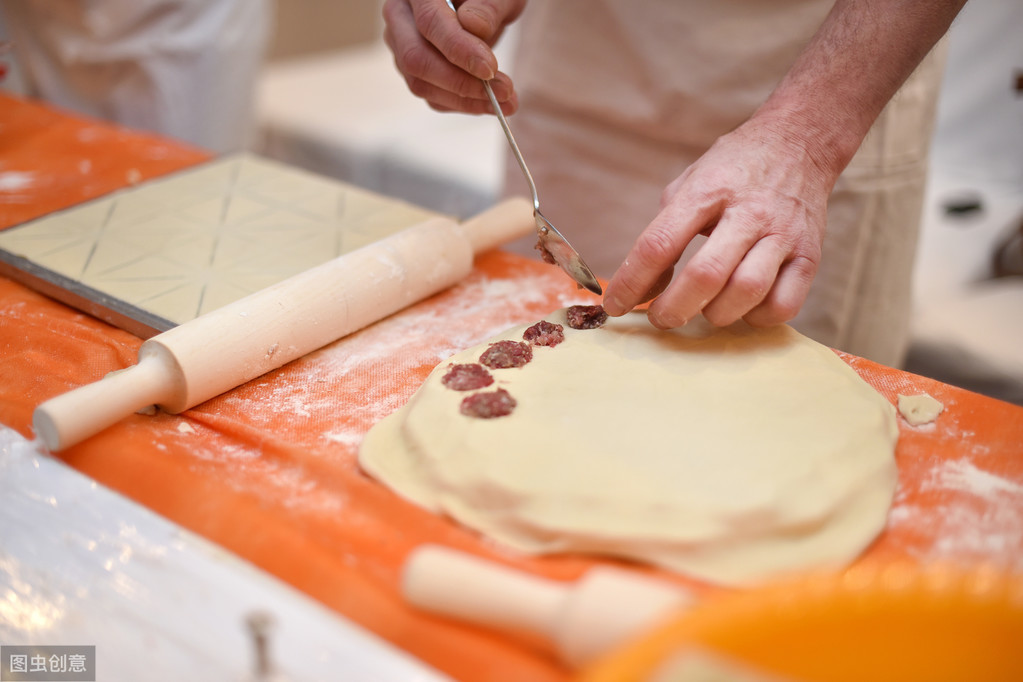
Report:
2,0,270,154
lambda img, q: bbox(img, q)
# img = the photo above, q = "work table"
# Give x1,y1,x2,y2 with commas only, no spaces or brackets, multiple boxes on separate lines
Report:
1,94,1021,681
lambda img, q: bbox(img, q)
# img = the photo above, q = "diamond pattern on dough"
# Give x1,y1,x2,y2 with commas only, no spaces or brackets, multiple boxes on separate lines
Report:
0,154,440,333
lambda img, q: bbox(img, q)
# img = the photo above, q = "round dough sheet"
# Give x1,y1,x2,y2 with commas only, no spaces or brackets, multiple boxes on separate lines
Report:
359,309,898,585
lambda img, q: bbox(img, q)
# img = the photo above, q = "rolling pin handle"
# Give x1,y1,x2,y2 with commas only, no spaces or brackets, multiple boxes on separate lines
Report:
403,545,565,640
33,352,177,451
402,545,693,668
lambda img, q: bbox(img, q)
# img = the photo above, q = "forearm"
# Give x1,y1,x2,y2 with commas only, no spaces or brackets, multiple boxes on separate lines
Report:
753,0,967,179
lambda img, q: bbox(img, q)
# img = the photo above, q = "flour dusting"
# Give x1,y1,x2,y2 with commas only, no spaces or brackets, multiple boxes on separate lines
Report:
324,430,363,447
923,459,1023,498
0,171,37,192
166,264,586,518
888,456,1023,569
241,269,588,433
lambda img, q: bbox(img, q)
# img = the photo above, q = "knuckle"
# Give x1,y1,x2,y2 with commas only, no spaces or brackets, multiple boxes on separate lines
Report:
464,0,526,35
741,202,772,228
730,270,770,303
640,268,674,303
396,44,431,78
381,0,402,25
658,181,681,210
613,271,649,302
788,254,820,285
687,254,730,291
406,76,432,98
460,2,499,39
634,228,679,268
729,210,772,246
414,3,445,37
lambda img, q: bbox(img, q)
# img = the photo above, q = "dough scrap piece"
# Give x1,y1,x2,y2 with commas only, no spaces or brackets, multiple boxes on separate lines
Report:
897,393,944,426
360,310,899,586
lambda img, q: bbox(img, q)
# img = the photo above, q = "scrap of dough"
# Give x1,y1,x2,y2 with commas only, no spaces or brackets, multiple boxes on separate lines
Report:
897,393,944,426
360,310,899,586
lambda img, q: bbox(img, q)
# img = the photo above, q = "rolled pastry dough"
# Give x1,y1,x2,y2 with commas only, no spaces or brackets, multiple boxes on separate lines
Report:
360,309,898,585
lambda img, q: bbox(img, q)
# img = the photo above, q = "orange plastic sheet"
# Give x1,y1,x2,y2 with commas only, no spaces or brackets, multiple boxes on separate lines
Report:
2,94,1022,681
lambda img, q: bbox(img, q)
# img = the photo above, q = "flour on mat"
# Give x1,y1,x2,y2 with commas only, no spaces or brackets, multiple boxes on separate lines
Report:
172,430,346,516
312,271,591,445
324,430,363,448
291,272,585,416
888,457,1023,568
924,458,1023,497
0,172,38,203
0,171,37,192
171,268,587,514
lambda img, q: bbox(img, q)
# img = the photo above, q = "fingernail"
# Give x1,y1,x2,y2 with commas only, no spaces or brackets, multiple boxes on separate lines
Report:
604,295,625,316
648,311,685,330
469,56,495,80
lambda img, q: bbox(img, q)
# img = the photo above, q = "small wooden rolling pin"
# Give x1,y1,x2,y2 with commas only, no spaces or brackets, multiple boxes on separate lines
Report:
34,198,535,451
404,545,693,668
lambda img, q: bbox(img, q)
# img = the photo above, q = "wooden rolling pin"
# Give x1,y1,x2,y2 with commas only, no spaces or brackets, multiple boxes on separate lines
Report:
403,545,692,668
34,198,535,451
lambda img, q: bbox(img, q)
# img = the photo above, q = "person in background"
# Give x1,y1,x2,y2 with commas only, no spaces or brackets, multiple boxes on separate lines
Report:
382,0,967,367
1,0,270,154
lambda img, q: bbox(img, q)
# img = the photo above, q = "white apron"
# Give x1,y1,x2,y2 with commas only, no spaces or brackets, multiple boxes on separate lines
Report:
501,0,946,367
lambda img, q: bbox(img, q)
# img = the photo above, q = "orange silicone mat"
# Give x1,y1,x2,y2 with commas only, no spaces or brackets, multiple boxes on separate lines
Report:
2,94,1022,681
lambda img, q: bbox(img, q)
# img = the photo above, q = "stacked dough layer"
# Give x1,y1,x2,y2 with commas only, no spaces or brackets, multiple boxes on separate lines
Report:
360,309,898,585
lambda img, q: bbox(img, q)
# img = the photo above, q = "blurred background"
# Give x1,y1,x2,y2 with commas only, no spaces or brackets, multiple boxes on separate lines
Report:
1,0,1020,404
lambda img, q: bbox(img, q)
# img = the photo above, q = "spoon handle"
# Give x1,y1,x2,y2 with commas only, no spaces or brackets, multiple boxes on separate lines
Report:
480,80,540,212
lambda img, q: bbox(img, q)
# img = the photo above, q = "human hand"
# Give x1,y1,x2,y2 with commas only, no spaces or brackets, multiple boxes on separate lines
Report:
382,0,524,114
603,117,838,330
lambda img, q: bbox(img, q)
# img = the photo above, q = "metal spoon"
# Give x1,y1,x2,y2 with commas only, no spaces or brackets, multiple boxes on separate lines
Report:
445,1,602,295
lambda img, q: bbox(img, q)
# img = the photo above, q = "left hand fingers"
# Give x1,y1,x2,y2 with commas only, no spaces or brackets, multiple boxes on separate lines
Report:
742,254,818,328
603,201,721,317
646,209,821,330
690,238,788,327
644,211,764,329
